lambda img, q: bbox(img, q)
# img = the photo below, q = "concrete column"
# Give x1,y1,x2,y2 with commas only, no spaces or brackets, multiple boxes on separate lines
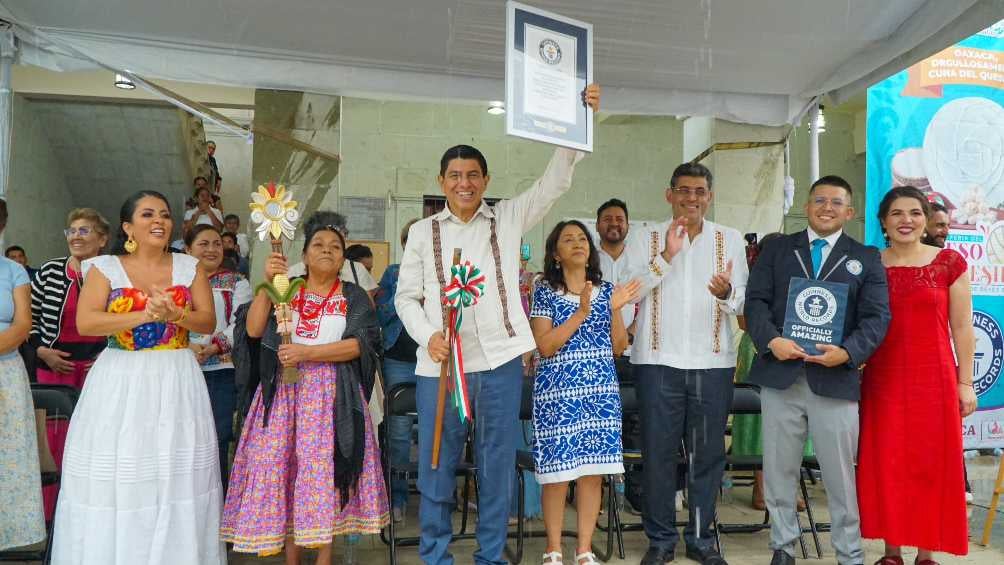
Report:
249,90,341,283
683,117,786,237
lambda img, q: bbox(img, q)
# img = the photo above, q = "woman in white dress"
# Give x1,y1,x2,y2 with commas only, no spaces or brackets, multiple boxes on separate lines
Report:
50,190,227,564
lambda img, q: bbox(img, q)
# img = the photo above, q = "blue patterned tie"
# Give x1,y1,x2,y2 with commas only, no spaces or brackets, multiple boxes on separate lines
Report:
810,238,828,278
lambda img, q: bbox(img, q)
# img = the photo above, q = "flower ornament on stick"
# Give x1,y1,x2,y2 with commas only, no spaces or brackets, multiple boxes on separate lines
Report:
431,255,485,469
250,182,303,384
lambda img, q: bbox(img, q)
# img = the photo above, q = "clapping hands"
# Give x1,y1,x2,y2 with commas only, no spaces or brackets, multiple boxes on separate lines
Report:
612,280,642,310
144,286,182,323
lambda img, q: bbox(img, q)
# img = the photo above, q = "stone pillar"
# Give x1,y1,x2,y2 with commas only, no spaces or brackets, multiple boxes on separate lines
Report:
249,90,341,283
683,117,786,238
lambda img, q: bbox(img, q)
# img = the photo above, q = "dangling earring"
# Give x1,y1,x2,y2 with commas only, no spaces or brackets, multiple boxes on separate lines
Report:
124,234,138,254
555,259,562,270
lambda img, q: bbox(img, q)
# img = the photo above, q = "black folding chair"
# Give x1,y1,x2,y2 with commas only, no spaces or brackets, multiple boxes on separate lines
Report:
505,379,619,564
379,382,479,565
602,383,721,558
718,383,818,558
0,384,78,564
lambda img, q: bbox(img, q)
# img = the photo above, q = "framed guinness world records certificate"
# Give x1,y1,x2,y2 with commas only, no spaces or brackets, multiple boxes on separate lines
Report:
505,1,593,152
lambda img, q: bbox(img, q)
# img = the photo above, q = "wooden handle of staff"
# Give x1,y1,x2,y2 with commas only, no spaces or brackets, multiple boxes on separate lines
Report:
431,248,463,470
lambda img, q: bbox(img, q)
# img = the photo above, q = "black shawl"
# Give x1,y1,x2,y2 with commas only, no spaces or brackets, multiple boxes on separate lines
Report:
233,280,381,505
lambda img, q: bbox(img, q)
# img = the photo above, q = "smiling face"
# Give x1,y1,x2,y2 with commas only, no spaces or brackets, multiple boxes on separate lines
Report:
805,184,855,237
304,229,345,279
224,217,240,233
926,209,950,247
188,229,224,273
882,196,929,245
554,223,592,269
597,205,628,245
124,196,172,251
66,218,108,261
667,175,712,228
439,158,489,220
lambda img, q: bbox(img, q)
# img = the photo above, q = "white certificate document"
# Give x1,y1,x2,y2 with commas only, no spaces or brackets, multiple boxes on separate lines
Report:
505,1,592,152
523,24,577,125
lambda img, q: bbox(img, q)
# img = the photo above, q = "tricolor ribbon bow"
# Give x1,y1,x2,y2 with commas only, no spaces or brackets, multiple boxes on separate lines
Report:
442,261,485,423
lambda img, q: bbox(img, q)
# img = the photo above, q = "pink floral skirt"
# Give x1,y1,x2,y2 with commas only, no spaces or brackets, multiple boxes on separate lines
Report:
220,361,388,555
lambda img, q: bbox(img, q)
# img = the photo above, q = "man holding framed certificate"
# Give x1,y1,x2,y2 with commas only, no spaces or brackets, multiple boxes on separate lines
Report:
744,175,891,565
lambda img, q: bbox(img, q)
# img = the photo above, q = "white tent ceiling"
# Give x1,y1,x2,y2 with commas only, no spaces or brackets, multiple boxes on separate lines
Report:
1,0,1002,125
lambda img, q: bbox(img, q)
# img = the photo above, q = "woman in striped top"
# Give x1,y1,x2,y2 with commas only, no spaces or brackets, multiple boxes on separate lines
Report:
30,208,110,389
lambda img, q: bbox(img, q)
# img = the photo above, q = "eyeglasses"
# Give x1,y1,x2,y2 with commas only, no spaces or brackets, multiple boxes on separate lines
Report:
670,187,709,198
810,197,847,208
64,226,94,238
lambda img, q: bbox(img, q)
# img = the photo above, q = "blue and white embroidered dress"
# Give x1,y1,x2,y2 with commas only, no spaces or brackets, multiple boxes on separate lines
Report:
530,281,624,484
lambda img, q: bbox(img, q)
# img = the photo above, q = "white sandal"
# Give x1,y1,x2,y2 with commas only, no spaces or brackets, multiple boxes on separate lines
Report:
542,551,564,564
575,551,601,564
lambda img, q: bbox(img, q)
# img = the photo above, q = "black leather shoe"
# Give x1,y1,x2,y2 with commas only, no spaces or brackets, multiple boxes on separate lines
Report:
770,550,795,565
640,546,675,564
686,545,728,565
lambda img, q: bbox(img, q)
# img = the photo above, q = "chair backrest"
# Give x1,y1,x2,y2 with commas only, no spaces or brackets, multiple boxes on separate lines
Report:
519,378,533,421
619,384,637,414
385,382,417,416
731,383,762,415
30,385,78,420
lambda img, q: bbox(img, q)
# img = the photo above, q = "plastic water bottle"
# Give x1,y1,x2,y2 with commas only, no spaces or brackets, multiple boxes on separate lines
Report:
343,533,361,564
613,475,626,513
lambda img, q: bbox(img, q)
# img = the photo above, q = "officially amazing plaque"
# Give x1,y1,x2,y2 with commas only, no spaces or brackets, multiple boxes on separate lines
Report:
782,277,850,353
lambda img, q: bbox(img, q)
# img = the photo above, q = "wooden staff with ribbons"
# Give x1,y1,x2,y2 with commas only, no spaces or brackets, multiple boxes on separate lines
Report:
431,249,462,469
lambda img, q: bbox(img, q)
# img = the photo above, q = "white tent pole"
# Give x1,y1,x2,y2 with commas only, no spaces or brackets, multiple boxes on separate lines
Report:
808,100,820,184
0,24,15,202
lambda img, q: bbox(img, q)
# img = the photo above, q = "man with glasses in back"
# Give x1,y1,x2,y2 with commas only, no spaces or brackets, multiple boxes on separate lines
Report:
744,176,890,565
620,162,748,565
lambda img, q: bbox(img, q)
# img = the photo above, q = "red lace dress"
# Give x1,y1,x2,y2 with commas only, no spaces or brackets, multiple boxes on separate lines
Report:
857,248,968,555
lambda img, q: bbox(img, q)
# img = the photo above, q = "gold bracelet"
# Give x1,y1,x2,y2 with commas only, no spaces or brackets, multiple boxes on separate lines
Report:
959,380,974,387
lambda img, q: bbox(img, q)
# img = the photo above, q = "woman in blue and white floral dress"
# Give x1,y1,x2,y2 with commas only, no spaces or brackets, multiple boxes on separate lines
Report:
530,220,639,565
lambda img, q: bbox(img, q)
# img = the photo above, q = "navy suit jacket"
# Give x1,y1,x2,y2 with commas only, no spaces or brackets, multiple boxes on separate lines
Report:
744,230,891,401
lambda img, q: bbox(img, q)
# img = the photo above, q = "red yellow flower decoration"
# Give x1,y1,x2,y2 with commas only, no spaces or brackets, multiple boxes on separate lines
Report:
249,181,300,241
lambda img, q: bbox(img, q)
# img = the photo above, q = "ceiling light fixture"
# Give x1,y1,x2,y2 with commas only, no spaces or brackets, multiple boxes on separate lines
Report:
114,73,136,90
809,104,826,133
487,100,505,115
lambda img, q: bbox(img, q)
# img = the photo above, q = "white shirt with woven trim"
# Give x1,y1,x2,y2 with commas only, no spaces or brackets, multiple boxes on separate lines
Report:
598,246,635,356
396,147,584,378
620,218,749,369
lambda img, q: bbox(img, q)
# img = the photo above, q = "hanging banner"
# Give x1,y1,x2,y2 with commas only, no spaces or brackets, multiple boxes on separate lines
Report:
866,20,1004,449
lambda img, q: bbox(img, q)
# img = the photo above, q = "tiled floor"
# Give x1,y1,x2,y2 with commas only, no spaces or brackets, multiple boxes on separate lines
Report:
6,456,1004,564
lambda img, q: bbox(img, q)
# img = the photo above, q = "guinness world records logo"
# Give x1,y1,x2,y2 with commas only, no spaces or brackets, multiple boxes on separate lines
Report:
538,38,562,65
794,286,838,326
973,310,1004,396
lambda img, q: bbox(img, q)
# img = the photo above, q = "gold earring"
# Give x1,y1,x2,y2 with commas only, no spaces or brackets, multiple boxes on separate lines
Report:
124,235,138,254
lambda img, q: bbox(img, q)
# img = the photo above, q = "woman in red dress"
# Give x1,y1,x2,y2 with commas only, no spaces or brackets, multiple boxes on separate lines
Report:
858,186,978,565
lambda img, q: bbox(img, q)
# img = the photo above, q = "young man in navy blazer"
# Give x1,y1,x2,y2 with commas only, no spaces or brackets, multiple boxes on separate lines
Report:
744,175,891,565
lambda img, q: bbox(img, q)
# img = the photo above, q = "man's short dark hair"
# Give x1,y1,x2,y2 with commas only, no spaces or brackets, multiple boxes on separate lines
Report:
220,232,238,244
596,198,629,221
810,175,853,197
670,162,713,190
193,176,208,186
224,214,240,223
930,202,948,215
5,245,24,257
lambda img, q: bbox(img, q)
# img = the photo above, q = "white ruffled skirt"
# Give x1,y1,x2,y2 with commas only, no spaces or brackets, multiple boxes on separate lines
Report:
50,348,227,565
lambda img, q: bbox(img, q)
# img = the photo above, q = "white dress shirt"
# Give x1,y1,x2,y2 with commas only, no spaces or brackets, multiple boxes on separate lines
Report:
598,246,635,355
806,227,842,270
396,147,584,377
621,219,749,369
